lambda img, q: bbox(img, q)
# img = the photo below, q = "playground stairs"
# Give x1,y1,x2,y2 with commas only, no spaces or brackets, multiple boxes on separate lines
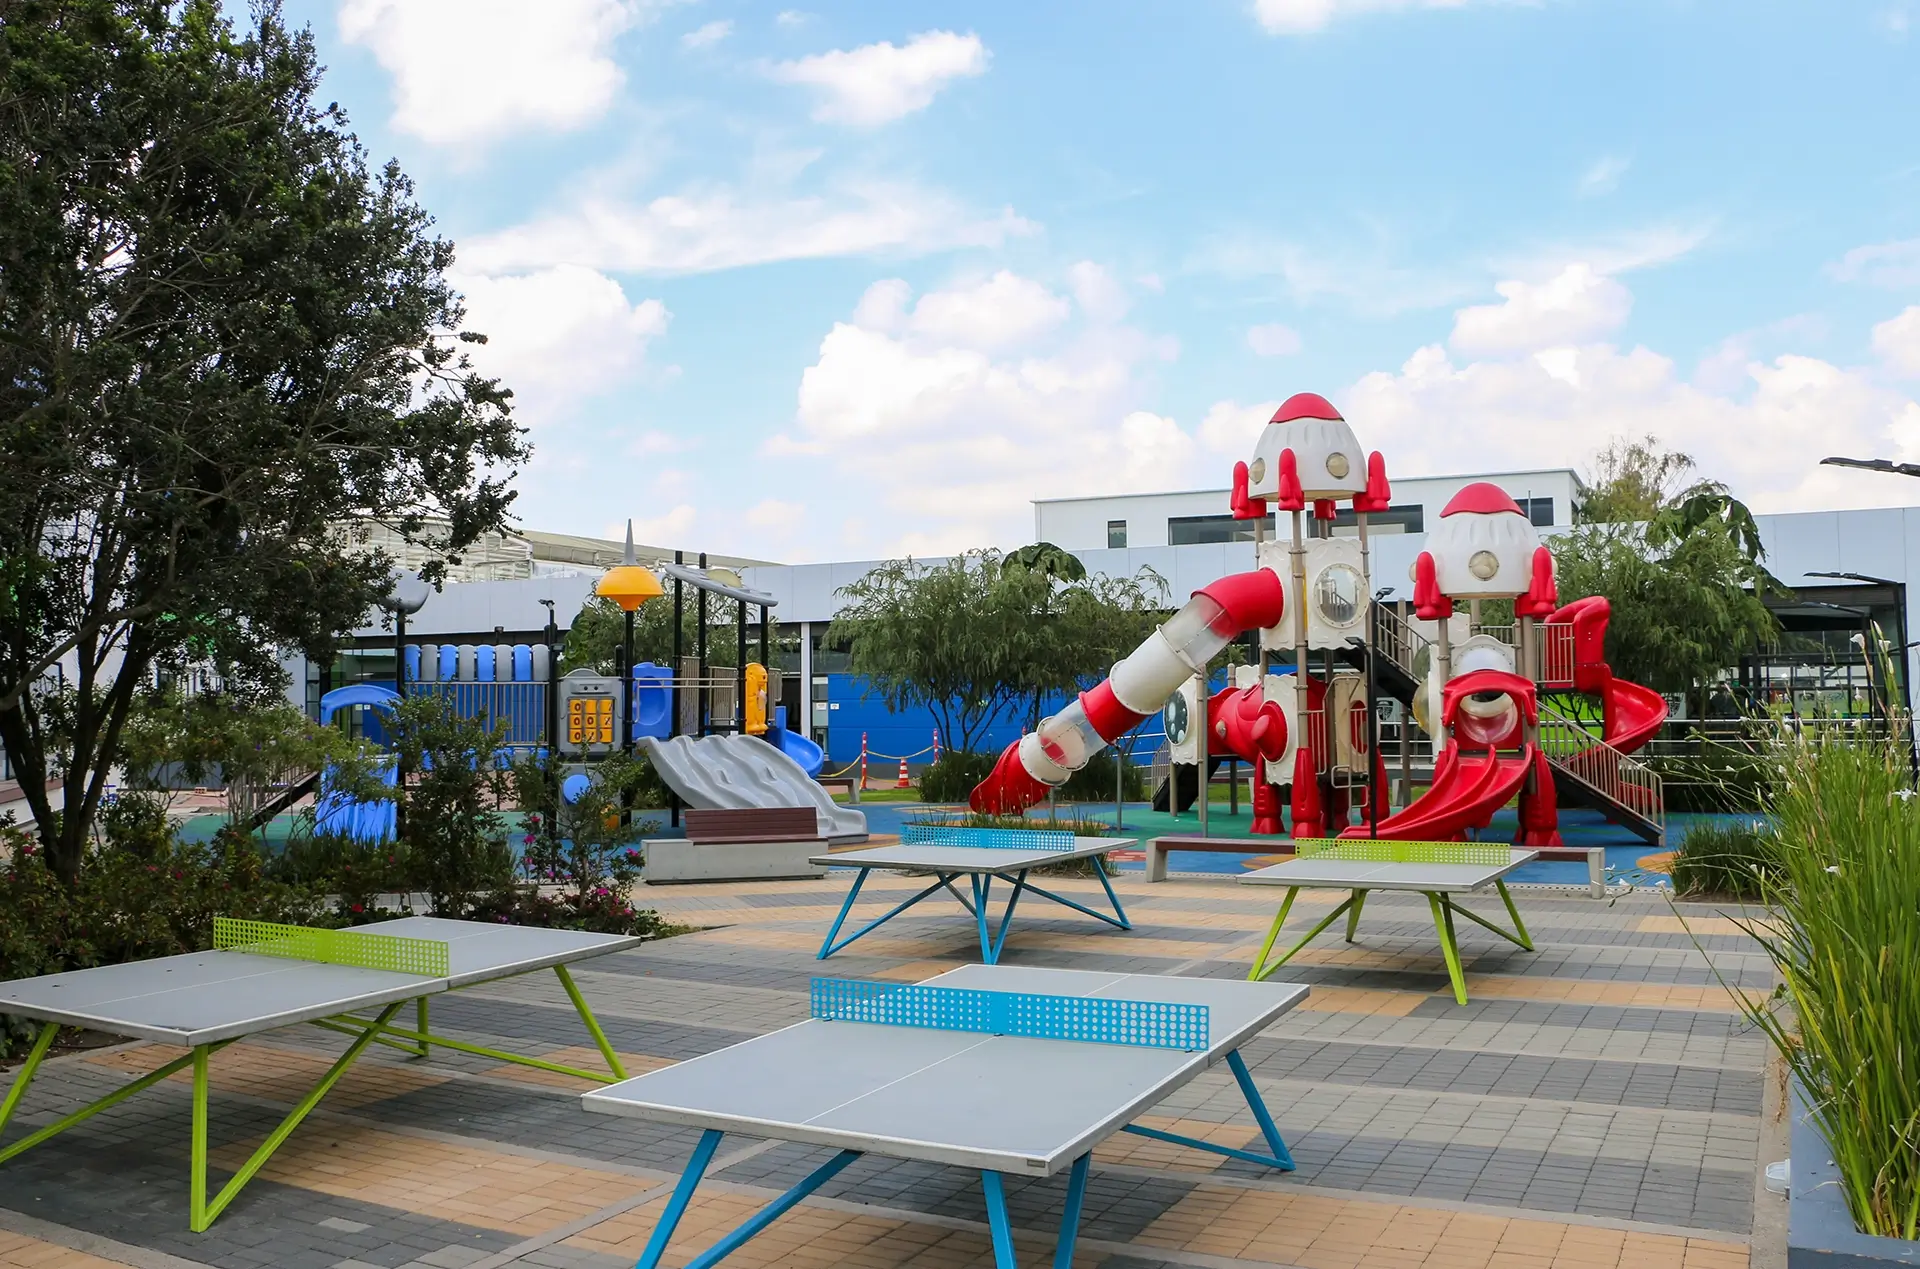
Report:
1364,606,1666,846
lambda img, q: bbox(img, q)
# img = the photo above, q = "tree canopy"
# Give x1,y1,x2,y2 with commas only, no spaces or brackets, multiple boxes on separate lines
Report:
1555,440,1781,705
0,0,528,881
561,593,745,676
827,548,1167,754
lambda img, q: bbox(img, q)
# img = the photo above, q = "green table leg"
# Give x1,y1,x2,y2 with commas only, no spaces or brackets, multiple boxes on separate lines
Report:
416,997,431,1058
555,963,627,1080
1497,881,1533,950
1443,886,1533,950
191,999,404,1231
1427,892,1471,1005
1250,890,1360,982
1248,888,1299,981
0,1039,220,1167
0,1023,56,1138
1345,890,1369,942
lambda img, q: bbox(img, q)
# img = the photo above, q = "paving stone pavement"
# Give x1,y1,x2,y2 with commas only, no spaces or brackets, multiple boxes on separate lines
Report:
0,870,1779,1269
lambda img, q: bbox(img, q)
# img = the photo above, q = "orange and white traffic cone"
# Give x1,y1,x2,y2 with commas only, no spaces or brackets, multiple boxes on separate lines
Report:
896,758,911,788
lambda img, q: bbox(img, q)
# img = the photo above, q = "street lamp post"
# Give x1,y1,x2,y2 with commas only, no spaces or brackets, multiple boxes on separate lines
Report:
381,570,430,843
595,522,665,826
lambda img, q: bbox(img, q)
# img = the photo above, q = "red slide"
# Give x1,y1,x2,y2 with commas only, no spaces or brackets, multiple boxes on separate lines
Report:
1602,679,1667,755
1343,743,1534,840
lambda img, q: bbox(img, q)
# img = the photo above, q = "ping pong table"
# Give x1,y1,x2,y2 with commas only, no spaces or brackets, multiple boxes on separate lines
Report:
583,964,1307,1269
812,825,1135,964
1242,839,1538,1004
0,916,641,1230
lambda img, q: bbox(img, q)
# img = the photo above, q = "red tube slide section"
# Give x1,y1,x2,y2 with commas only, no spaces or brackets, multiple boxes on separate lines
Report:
970,569,1286,814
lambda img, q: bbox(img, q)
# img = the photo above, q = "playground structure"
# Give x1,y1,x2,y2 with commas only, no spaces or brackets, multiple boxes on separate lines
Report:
309,531,856,845
972,392,1671,846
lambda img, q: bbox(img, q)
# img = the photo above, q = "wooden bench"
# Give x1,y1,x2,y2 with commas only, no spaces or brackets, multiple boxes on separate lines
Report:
683,807,820,843
1145,835,1292,883
645,806,828,884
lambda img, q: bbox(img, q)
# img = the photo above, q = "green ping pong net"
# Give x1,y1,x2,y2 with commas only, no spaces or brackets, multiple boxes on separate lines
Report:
1292,838,1513,866
213,918,450,978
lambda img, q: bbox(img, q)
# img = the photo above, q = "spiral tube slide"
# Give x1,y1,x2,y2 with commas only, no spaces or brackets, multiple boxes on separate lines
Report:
970,569,1286,814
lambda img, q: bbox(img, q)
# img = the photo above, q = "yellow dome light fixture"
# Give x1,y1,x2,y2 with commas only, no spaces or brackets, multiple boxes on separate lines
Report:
596,521,665,613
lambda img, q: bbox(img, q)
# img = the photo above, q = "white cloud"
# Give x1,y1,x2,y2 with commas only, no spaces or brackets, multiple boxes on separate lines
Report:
1831,238,1920,288
681,19,731,48
745,499,806,529
618,505,696,544
1578,153,1630,197
339,0,640,146
1198,400,1281,456
1246,323,1303,358
770,269,1192,554
1449,263,1632,356
462,183,1034,275
1873,306,1920,376
905,271,1070,348
452,265,669,416
1346,333,1920,518
776,9,810,26
1251,0,1523,35
767,30,988,126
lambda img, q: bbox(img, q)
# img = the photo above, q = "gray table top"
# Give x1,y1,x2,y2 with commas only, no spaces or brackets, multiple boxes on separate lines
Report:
811,837,1132,877
0,919,641,1046
581,964,1308,1175
1238,848,1538,894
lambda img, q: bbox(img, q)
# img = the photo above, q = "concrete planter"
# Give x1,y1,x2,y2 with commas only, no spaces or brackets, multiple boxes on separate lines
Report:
1790,1080,1920,1267
641,837,828,884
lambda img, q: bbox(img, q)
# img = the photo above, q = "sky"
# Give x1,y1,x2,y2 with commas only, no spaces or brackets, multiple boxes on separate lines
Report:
279,0,1920,562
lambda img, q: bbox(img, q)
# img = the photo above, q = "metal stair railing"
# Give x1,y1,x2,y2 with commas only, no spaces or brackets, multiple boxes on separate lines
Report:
1537,699,1665,838
1369,604,1427,681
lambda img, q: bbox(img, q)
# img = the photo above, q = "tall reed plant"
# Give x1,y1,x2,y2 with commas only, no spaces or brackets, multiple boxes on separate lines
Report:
1737,730,1920,1239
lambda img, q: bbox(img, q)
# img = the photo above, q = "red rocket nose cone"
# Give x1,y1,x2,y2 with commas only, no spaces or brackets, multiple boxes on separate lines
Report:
1269,392,1342,425
1440,482,1525,517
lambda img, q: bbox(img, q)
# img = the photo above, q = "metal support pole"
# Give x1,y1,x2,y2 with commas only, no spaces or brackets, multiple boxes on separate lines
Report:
394,610,408,844
622,608,635,827
1196,669,1210,837
758,606,769,670
696,553,709,735
542,600,559,850
1399,598,1413,803
670,552,683,828
736,598,747,731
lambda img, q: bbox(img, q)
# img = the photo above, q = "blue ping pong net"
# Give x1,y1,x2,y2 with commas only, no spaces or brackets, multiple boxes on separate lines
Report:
811,977,1208,1051
899,824,1078,851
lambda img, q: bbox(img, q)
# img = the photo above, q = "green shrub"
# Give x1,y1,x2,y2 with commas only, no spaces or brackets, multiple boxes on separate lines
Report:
1733,731,1920,1239
1650,742,1775,813
0,822,324,1057
1671,819,1780,899
386,694,517,915
96,791,173,858
917,751,997,803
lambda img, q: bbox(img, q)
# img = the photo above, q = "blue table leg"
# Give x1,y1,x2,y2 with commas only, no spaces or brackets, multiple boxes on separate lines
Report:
635,1128,722,1269
682,1148,863,1269
1228,1050,1295,1170
972,873,995,962
988,872,1028,962
818,870,961,959
1118,1049,1295,1171
1053,1153,1091,1269
1021,878,1131,930
980,1170,1019,1268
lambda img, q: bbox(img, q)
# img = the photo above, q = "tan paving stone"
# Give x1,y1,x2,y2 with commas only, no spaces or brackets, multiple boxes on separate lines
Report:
0,1233,132,1269
84,1037,451,1108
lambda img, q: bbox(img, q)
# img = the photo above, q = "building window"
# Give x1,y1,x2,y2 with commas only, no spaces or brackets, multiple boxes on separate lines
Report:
1168,513,1274,545
1518,497,1554,527
1330,503,1424,536
1107,520,1128,548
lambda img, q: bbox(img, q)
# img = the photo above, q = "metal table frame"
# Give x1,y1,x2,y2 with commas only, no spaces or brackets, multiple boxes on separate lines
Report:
1244,848,1537,1004
0,922,635,1231
814,840,1133,963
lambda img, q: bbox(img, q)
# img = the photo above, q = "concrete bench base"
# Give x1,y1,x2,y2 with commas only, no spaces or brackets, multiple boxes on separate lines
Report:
643,837,829,884
1145,836,1290,882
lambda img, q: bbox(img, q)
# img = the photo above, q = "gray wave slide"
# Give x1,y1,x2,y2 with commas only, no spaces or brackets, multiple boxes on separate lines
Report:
638,733,867,840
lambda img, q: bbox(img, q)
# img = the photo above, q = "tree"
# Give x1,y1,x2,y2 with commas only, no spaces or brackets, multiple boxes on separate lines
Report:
827,550,1167,754
116,688,369,830
1576,436,1699,523
385,694,515,916
1555,441,1782,710
0,1,528,883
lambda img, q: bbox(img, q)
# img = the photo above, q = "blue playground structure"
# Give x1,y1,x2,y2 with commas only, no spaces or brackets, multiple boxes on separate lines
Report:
314,684,400,845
